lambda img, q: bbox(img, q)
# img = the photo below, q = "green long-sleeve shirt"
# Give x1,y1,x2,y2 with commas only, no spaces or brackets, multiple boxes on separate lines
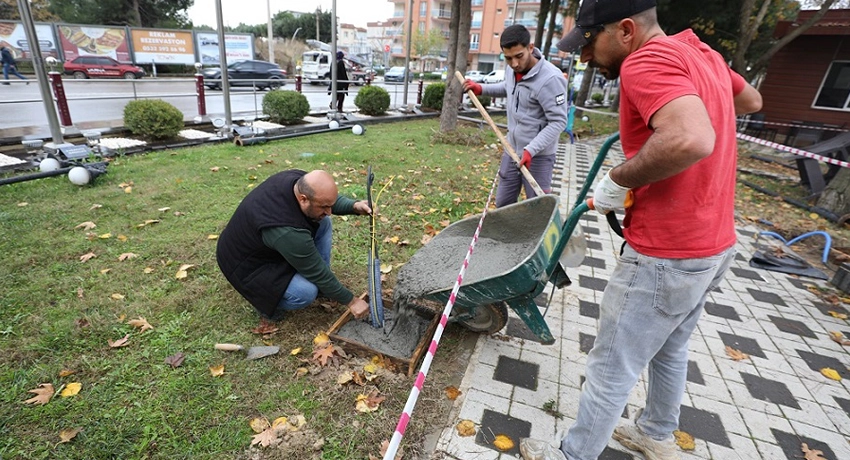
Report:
260,196,357,305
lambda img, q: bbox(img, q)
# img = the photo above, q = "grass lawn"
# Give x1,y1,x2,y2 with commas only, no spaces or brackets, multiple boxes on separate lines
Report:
0,118,513,459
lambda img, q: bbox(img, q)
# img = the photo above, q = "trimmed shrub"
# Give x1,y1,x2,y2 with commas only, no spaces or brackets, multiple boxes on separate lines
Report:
422,82,445,111
123,99,184,139
477,95,491,107
262,90,309,124
591,92,604,104
355,85,391,116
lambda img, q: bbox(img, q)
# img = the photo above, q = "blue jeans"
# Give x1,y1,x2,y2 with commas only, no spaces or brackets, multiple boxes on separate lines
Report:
495,152,555,208
561,243,736,460
3,63,27,81
274,216,332,315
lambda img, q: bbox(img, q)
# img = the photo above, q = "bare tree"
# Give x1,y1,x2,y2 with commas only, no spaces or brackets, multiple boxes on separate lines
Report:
535,0,552,47
439,0,471,132
542,0,560,59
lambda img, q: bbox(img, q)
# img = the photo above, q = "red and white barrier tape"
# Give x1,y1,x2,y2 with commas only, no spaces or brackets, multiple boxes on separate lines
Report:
383,173,500,460
736,118,849,132
736,132,850,169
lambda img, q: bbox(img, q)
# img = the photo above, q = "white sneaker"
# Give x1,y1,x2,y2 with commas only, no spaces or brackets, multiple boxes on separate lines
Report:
612,425,679,460
519,438,568,460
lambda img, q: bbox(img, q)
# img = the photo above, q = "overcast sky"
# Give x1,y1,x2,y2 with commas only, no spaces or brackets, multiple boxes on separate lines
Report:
187,0,394,29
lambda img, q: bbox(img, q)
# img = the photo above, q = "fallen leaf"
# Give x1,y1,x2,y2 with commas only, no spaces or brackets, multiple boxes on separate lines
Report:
439,220,451,227
207,234,219,240
58,427,82,443
444,386,461,400
117,234,128,242
271,417,288,430
829,331,850,346
380,263,393,274
820,367,841,381
124,186,132,194
75,221,97,231
828,311,848,320
209,364,225,377
76,288,84,299
116,314,125,322
355,390,385,412
284,414,306,431
456,420,476,437
60,382,82,397
802,442,827,460
158,207,171,212
294,367,308,378
108,334,130,348
250,417,271,433
110,293,125,300
74,318,89,328
673,430,695,450
725,346,749,361
164,352,185,368
127,316,154,333
313,344,346,367
58,369,76,378
290,347,302,355
210,167,220,172
421,234,433,245
90,203,102,210
337,372,354,385
493,434,514,451
313,332,330,347
98,233,112,239
424,224,437,236
250,427,278,447
118,252,137,261
175,270,188,279
100,269,111,275
79,252,96,262
378,439,404,460
143,267,155,274
251,320,280,335
24,383,54,405
363,363,378,374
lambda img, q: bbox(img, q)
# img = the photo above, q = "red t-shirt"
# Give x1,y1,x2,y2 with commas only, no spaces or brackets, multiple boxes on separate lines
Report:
618,29,747,258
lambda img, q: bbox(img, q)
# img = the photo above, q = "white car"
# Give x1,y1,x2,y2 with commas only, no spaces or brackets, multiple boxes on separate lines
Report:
465,70,486,83
483,69,505,83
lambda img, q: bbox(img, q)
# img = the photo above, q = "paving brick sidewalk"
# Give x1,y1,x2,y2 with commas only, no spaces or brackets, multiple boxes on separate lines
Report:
432,138,850,459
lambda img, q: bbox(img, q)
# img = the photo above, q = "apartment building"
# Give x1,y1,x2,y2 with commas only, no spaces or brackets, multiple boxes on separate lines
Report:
370,0,571,73
338,23,371,64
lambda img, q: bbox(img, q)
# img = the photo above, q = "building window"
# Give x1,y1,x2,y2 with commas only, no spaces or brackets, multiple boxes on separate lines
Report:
814,61,850,111
419,22,425,32
472,0,483,5
472,11,483,28
470,33,479,51
420,2,427,17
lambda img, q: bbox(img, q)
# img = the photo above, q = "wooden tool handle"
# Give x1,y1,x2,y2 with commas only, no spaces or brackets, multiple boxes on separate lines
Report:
214,343,244,351
454,71,544,196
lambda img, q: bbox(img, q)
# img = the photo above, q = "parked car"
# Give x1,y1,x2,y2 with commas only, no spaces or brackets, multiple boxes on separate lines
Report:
384,66,412,83
465,70,486,83
202,60,287,90
63,56,145,79
483,69,505,83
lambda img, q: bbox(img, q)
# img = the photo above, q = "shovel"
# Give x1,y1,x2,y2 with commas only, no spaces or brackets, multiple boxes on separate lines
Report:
366,166,386,328
214,343,280,360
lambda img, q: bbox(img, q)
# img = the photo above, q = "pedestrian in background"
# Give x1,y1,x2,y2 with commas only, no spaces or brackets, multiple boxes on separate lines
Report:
519,0,762,459
463,24,568,208
328,50,349,112
1,46,28,85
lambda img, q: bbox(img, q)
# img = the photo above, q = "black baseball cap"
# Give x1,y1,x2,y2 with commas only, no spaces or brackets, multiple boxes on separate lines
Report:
557,0,656,53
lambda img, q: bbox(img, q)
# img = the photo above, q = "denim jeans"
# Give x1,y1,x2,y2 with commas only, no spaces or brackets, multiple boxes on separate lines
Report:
275,216,332,314
561,243,736,460
495,152,555,208
3,63,27,81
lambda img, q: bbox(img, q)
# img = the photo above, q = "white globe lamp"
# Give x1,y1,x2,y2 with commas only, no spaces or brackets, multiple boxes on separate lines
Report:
39,158,61,172
328,120,340,129
68,166,91,186
351,124,365,135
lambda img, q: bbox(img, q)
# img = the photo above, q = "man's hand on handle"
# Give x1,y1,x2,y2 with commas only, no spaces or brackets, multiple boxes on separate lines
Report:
348,297,370,320
518,150,532,169
353,200,373,216
591,171,632,215
463,79,482,96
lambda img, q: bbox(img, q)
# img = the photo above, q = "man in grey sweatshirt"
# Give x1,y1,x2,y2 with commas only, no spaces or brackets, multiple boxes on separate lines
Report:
464,24,568,207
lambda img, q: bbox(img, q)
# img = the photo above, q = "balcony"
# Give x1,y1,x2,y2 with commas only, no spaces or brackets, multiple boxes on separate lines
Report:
472,0,483,5
470,42,479,51
504,18,538,28
432,10,451,20
471,20,482,28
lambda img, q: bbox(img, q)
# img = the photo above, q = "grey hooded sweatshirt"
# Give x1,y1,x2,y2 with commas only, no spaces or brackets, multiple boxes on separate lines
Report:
479,48,568,159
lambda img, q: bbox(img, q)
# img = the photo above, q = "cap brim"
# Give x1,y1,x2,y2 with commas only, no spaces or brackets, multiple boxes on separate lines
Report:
557,28,593,53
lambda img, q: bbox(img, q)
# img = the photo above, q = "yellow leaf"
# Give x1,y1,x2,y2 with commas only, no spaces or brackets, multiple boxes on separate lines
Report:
17,202,28,206
128,316,154,333
820,367,841,381
809,213,819,220
178,264,195,271
111,293,125,300
444,386,461,400
828,311,848,320
58,369,76,378
313,332,330,347
60,382,82,397
209,364,225,377
294,367,308,378
79,252,96,262
285,414,306,431
143,267,155,274
207,234,219,240
175,270,188,279
493,434,514,451
337,372,354,385
124,186,132,194
116,314,126,322
363,363,377,374
100,269,111,275
380,263,393,274
725,345,749,361
456,420,476,437
249,417,270,433
98,233,112,239
75,221,97,231
673,430,695,450
271,417,288,430
118,252,137,261
58,427,81,443
117,234,128,242
158,207,171,212
290,347,302,355
24,383,54,405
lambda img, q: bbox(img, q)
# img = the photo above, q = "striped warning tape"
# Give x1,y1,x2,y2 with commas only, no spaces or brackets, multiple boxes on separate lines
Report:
382,173,500,460
736,118,849,132
736,132,850,169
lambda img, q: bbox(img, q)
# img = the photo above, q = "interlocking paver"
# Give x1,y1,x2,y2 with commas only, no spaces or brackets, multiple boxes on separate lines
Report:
433,139,850,460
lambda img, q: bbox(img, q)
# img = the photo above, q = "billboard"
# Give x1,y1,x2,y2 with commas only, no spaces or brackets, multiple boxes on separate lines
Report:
0,21,59,59
57,25,131,62
195,32,253,65
131,29,195,65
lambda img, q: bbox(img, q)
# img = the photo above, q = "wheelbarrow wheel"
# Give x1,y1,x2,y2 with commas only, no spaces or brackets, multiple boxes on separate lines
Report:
455,302,508,334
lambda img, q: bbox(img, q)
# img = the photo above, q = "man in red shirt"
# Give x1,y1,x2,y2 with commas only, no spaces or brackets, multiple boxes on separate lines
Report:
520,1,762,459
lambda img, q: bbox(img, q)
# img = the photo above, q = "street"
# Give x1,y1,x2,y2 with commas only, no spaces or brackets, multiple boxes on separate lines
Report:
0,78,424,139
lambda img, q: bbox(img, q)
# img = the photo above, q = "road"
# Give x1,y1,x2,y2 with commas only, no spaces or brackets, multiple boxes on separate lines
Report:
0,78,425,139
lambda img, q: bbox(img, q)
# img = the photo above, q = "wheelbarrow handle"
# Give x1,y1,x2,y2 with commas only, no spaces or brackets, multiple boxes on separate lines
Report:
585,191,633,239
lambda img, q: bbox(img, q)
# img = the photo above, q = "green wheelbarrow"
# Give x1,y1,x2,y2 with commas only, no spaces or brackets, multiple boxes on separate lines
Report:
395,134,621,345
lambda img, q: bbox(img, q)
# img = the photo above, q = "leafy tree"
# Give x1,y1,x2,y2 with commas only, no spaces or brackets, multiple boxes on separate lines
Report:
411,28,445,71
47,0,193,28
0,0,57,21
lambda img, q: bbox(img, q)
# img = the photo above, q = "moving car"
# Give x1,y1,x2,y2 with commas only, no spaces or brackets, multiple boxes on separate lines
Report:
384,66,412,83
483,69,505,83
202,60,287,90
63,56,145,79
465,70,486,83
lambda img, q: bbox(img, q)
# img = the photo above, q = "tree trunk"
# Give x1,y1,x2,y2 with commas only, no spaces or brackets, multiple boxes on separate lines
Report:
577,67,593,107
732,0,772,75
535,0,551,47
440,0,471,132
817,167,850,217
130,0,142,27
543,0,559,59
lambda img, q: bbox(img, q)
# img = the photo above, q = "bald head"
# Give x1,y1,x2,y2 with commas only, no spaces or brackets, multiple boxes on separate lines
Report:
294,170,339,222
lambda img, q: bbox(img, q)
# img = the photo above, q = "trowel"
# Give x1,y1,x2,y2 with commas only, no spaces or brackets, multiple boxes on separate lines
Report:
214,343,280,360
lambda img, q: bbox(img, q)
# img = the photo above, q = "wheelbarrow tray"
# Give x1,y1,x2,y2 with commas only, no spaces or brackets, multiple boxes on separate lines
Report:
396,195,562,310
